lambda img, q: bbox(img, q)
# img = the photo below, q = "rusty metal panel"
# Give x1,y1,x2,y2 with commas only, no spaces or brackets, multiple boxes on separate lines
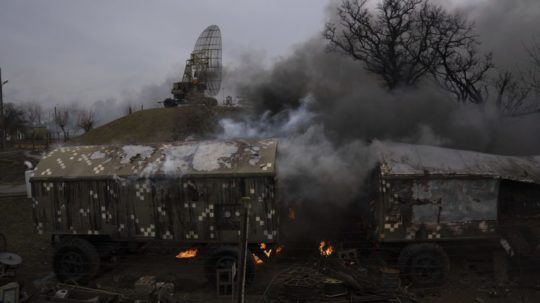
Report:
410,179,498,223
376,176,499,242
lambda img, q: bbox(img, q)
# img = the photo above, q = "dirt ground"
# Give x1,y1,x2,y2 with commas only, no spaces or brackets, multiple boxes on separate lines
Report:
2,195,540,302
0,149,41,184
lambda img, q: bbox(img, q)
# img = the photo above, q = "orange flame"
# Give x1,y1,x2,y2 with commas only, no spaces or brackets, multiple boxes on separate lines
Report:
259,243,272,258
288,208,296,220
176,248,198,259
319,241,334,257
252,253,264,265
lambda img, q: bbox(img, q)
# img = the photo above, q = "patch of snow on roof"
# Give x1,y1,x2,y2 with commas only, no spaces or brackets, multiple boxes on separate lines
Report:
193,142,238,171
374,140,540,183
90,151,106,160
121,145,155,164
162,145,198,175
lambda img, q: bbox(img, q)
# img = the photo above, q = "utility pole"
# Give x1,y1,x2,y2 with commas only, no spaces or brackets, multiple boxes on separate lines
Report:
236,197,251,303
0,68,7,149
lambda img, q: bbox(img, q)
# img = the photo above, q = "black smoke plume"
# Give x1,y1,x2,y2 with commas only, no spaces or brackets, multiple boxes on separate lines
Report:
219,0,540,241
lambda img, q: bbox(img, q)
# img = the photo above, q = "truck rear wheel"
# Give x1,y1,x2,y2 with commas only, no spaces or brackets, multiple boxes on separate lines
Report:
398,243,449,288
204,247,255,286
53,237,100,284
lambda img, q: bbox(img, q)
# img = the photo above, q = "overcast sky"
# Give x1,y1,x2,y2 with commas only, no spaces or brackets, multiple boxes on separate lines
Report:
0,0,330,107
0,0,513,113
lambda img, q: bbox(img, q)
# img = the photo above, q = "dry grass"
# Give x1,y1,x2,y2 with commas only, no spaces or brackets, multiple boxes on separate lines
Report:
74,106,242,145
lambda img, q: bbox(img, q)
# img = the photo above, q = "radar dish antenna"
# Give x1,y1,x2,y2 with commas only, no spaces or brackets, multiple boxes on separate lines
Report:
190,25,222,96
165,25,222,107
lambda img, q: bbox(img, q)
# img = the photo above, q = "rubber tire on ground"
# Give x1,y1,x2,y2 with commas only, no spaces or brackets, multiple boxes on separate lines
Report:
398,243,450,288
204,246,255,286
53,237,100,284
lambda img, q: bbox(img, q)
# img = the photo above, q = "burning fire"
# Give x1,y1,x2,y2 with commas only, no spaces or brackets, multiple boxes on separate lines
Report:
319,241,334,257
252,253,264,265
260,243,273,258
176,248,198,259
288,207,296,220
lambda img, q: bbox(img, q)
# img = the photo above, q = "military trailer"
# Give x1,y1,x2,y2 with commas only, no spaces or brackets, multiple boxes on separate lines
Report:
27,139,278,283
368,141,540,287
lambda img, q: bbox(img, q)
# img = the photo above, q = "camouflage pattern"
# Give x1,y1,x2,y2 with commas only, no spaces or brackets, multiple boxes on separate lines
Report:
370,141,540,243
29,139,279,243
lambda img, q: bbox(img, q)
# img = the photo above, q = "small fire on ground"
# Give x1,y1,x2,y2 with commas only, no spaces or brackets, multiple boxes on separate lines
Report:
253,243,284,265
319,241,334,257
253,253,264,265
176,248,198,259
259,243,285,258
260,243,272,258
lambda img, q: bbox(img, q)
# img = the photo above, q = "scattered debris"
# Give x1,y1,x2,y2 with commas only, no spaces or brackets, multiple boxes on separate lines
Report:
263,249,418,303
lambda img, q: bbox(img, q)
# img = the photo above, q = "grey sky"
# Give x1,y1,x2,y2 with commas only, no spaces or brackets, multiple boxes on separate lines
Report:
0,0,329,107
0,0,518,114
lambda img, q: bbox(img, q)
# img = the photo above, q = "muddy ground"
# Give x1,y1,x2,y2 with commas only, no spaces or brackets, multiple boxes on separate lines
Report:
2,195,540,302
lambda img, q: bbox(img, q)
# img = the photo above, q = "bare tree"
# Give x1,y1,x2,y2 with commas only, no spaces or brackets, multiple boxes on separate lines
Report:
54,107,70,142
3,103,27,141
527,40,540,93
23,102,43,127
325,0,493,100
429,13,493,104
77,109,96,133
492,71,532,116
491,40,540,117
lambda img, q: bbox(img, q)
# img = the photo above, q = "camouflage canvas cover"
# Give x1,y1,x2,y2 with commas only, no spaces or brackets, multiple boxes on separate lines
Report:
28,139,279,243
371,141,540,243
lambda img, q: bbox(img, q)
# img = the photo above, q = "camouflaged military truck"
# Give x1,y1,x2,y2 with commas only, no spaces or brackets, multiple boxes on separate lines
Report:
27,139,278,283
368,141,540,287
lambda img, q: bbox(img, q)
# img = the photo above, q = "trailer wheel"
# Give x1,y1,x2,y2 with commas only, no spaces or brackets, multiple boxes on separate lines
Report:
204,247,255,286
398,243,449,288
53,237,100,284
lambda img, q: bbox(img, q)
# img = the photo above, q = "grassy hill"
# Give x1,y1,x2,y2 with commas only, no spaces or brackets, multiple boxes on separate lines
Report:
74,105,242,145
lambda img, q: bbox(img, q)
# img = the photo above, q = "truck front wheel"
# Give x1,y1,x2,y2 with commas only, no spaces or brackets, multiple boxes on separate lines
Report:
53,237,100,284
398,243,449,288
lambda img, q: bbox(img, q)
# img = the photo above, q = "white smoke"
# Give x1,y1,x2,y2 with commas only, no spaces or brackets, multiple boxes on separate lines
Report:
218,96,377,206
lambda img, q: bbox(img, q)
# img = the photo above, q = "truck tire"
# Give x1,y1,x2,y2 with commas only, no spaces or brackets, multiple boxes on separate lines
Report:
398,243,449,288
204,246,255,286
53,237,100,284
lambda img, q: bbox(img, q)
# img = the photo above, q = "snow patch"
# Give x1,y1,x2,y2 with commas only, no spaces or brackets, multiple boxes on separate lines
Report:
162,145,198,175
121,145,155,164
193,142,238,171
90,151,106,160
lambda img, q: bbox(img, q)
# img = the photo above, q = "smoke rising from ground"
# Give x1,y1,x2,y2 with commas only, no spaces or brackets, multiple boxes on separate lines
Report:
219,97,376,239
